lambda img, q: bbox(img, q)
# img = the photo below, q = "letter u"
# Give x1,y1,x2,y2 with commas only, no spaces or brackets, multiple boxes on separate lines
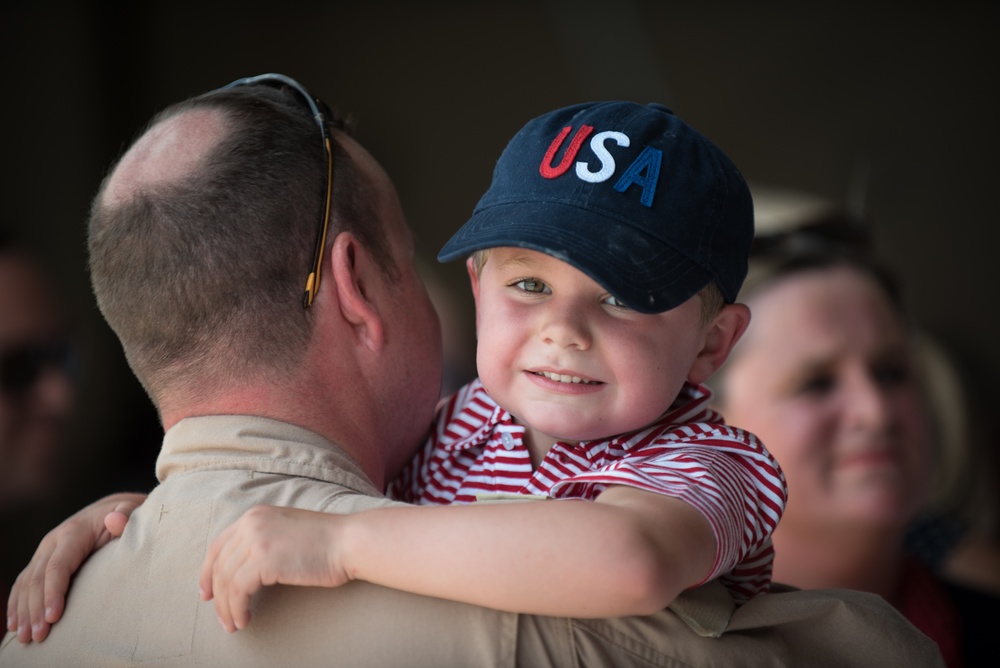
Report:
539,125,594,179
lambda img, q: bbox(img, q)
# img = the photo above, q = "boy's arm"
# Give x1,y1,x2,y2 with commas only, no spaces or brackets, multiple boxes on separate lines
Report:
6,492,146,644
201,486,716,632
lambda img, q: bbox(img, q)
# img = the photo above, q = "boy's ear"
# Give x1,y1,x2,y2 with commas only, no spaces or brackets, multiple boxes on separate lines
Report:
329,231,384,351
686,303,751,385
466,256,482,332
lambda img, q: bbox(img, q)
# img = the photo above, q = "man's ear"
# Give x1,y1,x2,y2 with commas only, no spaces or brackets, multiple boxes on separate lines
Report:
329,231,384,351
466,256,482,332
687,303,751,385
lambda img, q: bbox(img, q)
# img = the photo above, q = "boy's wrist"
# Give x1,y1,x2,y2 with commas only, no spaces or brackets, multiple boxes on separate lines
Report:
331,512,366,584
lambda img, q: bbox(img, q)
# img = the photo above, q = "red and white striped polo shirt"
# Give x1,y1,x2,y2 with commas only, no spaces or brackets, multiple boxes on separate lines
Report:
388,378,787,602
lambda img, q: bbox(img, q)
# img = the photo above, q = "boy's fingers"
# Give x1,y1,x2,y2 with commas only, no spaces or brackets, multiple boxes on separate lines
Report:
104,511,129,538
103,499,141,538
12,566,34,643
30,620,51,643
229,562,262,631
42,567,70,624
213,531,265,633
199,525,234,602
7,492,142,643
28,554,51,642
212,554,236,632
36,526,101,632
14,555,46,643
7,563,25,632
204,526,242,631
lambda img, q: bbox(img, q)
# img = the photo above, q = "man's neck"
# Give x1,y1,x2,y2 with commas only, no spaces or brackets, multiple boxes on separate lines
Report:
159,382,391,490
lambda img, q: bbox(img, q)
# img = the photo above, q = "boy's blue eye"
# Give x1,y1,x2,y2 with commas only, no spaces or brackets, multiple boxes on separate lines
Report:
514,279,549,294
603,294,629,309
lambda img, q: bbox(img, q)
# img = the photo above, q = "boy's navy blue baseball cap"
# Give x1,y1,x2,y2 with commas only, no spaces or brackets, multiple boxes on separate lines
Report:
437,101,754,314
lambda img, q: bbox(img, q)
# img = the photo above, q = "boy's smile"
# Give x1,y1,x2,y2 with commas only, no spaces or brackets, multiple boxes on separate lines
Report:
468,247,711,458
528,369,602,387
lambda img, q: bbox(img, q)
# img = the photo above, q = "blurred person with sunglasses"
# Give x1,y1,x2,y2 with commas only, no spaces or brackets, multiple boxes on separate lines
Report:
707,191,999,667
1,79,944,666
0,231,74,606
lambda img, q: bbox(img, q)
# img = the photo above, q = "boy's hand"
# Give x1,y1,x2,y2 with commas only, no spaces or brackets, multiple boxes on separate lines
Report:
199,505,352,633
6,492,146,643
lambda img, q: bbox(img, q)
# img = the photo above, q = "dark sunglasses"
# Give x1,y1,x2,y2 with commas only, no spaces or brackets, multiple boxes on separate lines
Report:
0,341,71,396
220,73,335,308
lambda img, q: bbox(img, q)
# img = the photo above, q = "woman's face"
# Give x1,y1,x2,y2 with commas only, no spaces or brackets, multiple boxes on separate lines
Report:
718,266,931,534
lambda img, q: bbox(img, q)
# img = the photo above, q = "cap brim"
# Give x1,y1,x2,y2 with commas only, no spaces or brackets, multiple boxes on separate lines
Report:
438,200,713,314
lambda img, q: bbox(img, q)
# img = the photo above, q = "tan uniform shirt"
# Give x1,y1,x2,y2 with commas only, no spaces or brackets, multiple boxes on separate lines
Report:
0,415,943,667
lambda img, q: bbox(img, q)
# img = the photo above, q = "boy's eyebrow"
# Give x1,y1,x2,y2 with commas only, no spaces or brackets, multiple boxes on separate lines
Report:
494,251,540,271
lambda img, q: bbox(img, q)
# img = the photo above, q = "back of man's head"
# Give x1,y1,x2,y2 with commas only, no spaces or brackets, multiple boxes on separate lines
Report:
87,82,391,404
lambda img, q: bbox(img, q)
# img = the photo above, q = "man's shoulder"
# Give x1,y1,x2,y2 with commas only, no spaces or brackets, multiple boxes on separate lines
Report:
731,585,944,665
1,578,944,667
543,585,944,668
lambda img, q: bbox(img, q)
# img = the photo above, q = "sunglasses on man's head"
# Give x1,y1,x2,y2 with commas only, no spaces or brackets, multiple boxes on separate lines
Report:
219,73,335,308
0,342,71,397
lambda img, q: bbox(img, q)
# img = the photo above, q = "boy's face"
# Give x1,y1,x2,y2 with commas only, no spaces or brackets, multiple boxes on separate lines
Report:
469,247,710,448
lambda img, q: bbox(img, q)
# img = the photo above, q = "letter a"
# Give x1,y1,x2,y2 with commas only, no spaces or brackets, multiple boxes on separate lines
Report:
540,125,594,179
613,146,662,207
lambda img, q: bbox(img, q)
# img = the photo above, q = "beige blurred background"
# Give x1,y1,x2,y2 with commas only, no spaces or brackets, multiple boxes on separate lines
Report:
2,1,996,526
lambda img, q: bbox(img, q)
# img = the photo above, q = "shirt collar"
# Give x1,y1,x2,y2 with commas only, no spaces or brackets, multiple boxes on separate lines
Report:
157,414,383,497
440,380,719,453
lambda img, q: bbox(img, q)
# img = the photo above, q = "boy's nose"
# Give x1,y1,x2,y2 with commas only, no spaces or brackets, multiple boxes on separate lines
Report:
539,303,592,350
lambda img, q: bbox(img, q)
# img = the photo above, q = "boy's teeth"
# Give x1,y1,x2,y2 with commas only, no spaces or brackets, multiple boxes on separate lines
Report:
539,371,595,384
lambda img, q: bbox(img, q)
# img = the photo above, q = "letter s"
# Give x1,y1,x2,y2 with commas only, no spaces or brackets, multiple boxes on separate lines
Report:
576,131,630,183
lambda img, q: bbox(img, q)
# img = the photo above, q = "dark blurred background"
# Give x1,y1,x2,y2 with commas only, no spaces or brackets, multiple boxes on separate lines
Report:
2,0,997,567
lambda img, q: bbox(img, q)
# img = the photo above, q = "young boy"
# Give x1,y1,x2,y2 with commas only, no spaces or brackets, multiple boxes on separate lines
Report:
196,101,786,631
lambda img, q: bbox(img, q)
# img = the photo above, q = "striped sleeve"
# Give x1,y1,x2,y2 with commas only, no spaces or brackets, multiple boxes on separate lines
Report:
548,423,787,601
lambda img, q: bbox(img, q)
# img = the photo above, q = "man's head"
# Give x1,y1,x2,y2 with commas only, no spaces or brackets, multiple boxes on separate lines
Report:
439,101,754,314
88,77,442,470
88,79,401,405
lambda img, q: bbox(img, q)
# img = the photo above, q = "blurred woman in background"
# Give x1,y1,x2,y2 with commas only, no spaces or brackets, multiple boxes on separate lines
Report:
708,193,998,667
